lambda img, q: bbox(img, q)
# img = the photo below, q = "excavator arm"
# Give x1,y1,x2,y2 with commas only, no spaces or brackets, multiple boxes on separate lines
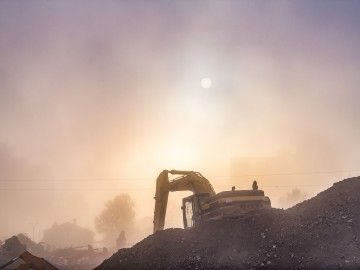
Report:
153,170,170,234
153,170,215,233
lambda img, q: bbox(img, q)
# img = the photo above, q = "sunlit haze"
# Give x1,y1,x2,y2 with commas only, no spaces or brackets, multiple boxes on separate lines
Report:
1,1,360,246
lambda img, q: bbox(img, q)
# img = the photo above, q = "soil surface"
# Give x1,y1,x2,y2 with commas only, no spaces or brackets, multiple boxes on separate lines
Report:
96,176,360,270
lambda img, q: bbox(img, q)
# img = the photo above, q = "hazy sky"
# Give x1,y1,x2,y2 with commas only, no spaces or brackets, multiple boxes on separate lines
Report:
1,1,360,243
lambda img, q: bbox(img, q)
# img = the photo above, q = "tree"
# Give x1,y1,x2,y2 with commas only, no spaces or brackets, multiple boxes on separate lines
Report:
95,194,135,247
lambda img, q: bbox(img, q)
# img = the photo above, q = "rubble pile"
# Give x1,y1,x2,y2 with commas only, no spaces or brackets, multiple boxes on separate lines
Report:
2,236,27,257
0,237,22,266
0,235,47,269
97,176,360,269
0,234,107,270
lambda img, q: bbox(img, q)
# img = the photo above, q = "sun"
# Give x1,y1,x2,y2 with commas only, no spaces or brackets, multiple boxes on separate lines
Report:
200,78,212,89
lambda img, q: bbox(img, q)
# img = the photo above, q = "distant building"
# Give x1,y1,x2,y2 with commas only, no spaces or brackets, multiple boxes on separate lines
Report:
42,222,94,249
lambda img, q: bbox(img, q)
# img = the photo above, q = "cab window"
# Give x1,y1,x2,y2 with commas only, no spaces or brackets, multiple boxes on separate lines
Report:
184,201,194,228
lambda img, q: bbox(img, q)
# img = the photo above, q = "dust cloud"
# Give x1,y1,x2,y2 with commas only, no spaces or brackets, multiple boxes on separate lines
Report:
1,1,360,247
278,189,309,209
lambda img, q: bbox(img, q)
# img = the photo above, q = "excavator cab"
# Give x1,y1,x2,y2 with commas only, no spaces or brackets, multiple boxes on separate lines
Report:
182,196,195,228
182,193,211,228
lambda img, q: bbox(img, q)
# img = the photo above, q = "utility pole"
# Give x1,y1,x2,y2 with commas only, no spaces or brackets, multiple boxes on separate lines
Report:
29,222,38,242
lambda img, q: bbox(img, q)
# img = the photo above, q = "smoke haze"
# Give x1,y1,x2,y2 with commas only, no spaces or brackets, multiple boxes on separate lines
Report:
1,1,360,244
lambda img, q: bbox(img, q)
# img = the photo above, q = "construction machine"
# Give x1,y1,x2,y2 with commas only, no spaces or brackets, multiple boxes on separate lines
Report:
153,170,271,232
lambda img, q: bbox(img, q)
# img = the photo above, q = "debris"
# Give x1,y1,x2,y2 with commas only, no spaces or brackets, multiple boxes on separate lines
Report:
0,251,58,270
0,235,108,270
2,236,26,257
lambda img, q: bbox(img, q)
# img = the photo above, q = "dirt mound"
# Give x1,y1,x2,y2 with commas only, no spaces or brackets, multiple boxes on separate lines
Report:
96,177,360,269
0,235,27,268
1,236,26,259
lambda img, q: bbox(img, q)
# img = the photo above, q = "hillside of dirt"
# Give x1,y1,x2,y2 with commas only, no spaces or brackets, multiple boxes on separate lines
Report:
96,176,360,270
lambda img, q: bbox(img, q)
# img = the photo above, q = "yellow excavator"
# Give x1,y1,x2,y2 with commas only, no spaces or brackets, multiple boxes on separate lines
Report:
153,170,271,232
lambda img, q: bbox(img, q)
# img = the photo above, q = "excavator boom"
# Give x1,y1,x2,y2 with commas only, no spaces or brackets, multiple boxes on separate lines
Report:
153,170,170,233
153,170,215,232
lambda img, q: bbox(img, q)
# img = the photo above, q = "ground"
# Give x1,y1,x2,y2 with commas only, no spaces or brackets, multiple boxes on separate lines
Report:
96,177,360,270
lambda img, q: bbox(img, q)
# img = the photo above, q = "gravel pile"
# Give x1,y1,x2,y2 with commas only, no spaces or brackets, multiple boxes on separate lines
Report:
96,176,360,270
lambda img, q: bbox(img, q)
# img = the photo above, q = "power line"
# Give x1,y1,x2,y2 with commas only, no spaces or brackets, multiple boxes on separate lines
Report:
0,187,153,191
0,178,151,182
0,183,335,191
0,169,359,182
229,169,360,177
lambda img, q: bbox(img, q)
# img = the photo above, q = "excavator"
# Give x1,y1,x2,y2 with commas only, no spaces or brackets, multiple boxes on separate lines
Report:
153,170,271,232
